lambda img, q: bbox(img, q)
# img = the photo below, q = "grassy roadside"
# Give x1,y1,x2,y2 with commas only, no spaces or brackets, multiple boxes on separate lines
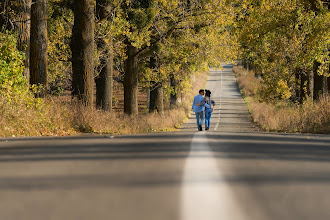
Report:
0,71,209,137
233,65,330,134
71,70,209,135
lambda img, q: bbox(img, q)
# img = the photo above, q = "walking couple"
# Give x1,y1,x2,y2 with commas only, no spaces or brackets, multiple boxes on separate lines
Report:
192,89,215,131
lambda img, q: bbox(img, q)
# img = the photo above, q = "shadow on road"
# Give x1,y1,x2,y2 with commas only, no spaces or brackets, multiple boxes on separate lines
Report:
0,133,330,190
0,133,329,162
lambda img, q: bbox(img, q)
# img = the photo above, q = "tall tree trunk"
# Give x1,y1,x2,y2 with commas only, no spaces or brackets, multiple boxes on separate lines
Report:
300,71,308,102
294,70,301,102
17,0,31,79
4,0,32,80
308,70,314,101
71,0,94,107
30,0,47,97
149,83,164,114
124,41,138,115
323,75,328,96
96,39,113,111
170,74,177,106
95,0,113,111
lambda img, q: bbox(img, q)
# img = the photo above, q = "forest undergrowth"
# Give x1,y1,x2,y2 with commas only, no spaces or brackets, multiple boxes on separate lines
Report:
233,65,330,134
0,71,208,137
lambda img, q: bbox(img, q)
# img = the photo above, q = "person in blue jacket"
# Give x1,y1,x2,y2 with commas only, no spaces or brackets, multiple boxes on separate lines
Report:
204,90,215,130
192,89,205,131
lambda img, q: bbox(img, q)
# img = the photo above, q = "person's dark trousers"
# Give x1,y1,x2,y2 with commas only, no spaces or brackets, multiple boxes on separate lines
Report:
195,111,204,131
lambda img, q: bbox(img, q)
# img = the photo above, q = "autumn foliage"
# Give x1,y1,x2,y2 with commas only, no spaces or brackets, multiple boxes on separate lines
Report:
0,0,329,136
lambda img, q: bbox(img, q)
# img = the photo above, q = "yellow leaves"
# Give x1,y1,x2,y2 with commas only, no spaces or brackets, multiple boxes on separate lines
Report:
276,79,291,100
241,0,248,10
158,0,180,10
238,0,330,102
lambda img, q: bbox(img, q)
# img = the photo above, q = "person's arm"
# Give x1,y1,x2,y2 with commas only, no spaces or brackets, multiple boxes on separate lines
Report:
197,97,206,105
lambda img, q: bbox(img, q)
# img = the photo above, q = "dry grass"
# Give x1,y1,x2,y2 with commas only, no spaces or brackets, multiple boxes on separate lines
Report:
0,71,209,137
72,106,189,134
0,96,75,137
71,70,209,135
233,65,330,134
234,65,261,97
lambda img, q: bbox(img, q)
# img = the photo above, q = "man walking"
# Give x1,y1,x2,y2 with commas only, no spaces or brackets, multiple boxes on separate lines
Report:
192,89,205,131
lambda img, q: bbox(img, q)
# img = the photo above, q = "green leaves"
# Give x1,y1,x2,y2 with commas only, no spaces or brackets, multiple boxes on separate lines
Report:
0,31,26,96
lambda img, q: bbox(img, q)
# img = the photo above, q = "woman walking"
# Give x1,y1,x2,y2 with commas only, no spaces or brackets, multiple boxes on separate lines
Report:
204,90,215,130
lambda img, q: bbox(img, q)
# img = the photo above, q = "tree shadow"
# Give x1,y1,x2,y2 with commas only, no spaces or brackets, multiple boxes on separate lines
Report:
1,133,329,163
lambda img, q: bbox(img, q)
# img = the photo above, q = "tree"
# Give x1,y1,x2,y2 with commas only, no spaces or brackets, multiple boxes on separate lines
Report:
95,0,113,111
119,0,236,115
118,0,155,115
47,0,73,95
30,0,48,97
0,31,27,95
124,39,139,114
0,0,32,80
71,0,94,107
235,0,330,102
147,55,164,114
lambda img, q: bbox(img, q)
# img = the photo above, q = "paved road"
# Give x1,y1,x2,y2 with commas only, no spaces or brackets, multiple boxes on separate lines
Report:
1,64,330,220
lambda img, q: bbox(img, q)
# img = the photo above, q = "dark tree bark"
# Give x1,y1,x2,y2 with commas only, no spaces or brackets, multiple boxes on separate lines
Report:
30,0,47,97
71,0,94,107
314,71,323,100
124,41,138,115
147,56,163,114
299,71,309,103
10,0,32,79
308,70,314,101
294,70,301,102
96,39,113,111
170,74,177,106
95,0,113,111
149,83,164,114
322,75,328,96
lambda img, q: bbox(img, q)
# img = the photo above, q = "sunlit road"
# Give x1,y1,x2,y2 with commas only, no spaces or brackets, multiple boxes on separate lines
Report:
1,64,330,220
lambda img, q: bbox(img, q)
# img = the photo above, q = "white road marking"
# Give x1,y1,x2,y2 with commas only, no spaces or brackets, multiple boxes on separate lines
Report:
215,69,222,131
180,133,244,220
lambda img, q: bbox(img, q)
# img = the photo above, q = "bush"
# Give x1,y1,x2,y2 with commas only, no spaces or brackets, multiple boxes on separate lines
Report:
0,31,27,97
0,31,74,137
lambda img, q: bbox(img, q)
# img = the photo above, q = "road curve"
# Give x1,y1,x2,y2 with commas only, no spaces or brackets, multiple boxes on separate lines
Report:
1,64,330,220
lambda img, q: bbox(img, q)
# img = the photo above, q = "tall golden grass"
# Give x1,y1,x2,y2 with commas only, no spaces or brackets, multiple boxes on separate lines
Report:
0,96,74,137
0,71,208,137
233,65,330,134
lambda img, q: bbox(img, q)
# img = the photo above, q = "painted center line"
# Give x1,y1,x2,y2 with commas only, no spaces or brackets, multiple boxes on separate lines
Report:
180,133,244,220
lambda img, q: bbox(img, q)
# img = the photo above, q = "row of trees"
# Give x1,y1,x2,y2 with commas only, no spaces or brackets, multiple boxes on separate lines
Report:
0,0,238,115
235,0,330,102
4,0,326,113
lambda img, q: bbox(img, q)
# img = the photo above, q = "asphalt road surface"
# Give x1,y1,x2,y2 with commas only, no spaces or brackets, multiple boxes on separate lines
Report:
1,64,330,220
